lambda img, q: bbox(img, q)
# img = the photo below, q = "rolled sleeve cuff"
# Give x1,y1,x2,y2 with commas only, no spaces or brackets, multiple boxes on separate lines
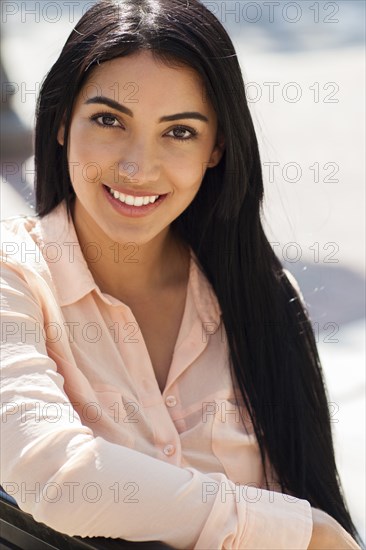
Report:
242,486,313,549
194,478,313,550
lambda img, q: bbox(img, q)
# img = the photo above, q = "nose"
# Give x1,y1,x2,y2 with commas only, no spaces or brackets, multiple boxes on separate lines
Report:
117,136,160,186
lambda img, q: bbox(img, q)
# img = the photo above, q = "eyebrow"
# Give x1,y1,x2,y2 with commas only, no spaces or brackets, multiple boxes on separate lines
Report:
84,96,209,123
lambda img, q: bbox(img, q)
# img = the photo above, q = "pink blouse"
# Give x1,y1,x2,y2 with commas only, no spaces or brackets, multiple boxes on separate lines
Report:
0,201,313,549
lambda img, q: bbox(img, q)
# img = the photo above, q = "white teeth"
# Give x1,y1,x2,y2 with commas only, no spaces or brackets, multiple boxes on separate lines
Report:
125,195,135,206
109,188,160,206
133,196,144,207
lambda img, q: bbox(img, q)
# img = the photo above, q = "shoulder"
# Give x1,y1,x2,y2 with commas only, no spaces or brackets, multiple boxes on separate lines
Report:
0,213,48,279
1,213,39,241
282,268,301,294
282,268,306,307
1,213,40,253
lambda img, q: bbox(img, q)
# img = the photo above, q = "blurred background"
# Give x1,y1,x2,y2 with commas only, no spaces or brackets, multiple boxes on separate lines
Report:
1,0,365,542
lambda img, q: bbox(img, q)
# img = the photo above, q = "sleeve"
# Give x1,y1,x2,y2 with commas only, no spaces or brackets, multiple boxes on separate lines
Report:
0,263,313,550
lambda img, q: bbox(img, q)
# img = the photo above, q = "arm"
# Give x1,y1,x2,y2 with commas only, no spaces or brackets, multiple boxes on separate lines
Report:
282,270,362,550
1,263,313,549
309,508,361,549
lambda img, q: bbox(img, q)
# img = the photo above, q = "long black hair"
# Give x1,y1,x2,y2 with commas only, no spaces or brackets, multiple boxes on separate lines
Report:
34,0,363,546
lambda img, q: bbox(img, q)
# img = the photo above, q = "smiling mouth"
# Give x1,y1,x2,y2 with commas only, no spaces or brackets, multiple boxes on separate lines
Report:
103,184,168,207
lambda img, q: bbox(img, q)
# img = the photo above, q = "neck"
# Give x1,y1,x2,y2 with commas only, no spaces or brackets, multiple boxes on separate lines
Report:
71,200,190,302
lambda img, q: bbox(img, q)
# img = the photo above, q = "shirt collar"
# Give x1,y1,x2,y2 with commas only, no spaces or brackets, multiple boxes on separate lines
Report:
37,200,221,323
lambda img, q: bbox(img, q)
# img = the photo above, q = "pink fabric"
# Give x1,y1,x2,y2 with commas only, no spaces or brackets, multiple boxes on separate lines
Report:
0,201,312,548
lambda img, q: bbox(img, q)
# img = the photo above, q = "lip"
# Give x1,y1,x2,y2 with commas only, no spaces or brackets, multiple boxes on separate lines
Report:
103,183,166,198
102,184,168,218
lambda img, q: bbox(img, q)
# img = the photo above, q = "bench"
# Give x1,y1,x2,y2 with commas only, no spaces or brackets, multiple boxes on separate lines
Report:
0,486,174,550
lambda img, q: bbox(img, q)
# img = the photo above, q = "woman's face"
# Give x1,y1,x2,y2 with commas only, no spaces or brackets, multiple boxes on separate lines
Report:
58,50,224,247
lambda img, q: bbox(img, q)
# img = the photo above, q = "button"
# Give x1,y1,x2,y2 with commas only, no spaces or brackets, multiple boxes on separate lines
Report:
165,395,177,407
163,444,176,456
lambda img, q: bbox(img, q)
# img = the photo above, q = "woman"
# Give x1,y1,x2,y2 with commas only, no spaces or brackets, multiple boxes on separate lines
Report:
0,0,363,548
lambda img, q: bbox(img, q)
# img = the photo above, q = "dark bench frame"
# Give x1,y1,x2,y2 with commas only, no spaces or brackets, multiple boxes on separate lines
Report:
0,487,174,550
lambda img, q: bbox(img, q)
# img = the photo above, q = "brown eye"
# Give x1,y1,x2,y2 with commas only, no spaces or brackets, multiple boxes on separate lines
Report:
90,113,123,129
166,125,198,141
99,115,118,126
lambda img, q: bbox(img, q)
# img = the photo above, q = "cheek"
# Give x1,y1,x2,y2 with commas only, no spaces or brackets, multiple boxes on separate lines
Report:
68,129,115,186
166,149,210,191
169,165,202,195
68,141,91,167
68,124,94,172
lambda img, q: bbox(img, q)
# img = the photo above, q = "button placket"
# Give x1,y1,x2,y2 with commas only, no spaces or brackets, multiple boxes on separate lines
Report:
163,444,176,456
165,395,177,407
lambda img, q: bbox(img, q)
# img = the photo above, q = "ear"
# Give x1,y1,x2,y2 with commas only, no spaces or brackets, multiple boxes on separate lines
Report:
207,131,225,168
57,116,66,146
